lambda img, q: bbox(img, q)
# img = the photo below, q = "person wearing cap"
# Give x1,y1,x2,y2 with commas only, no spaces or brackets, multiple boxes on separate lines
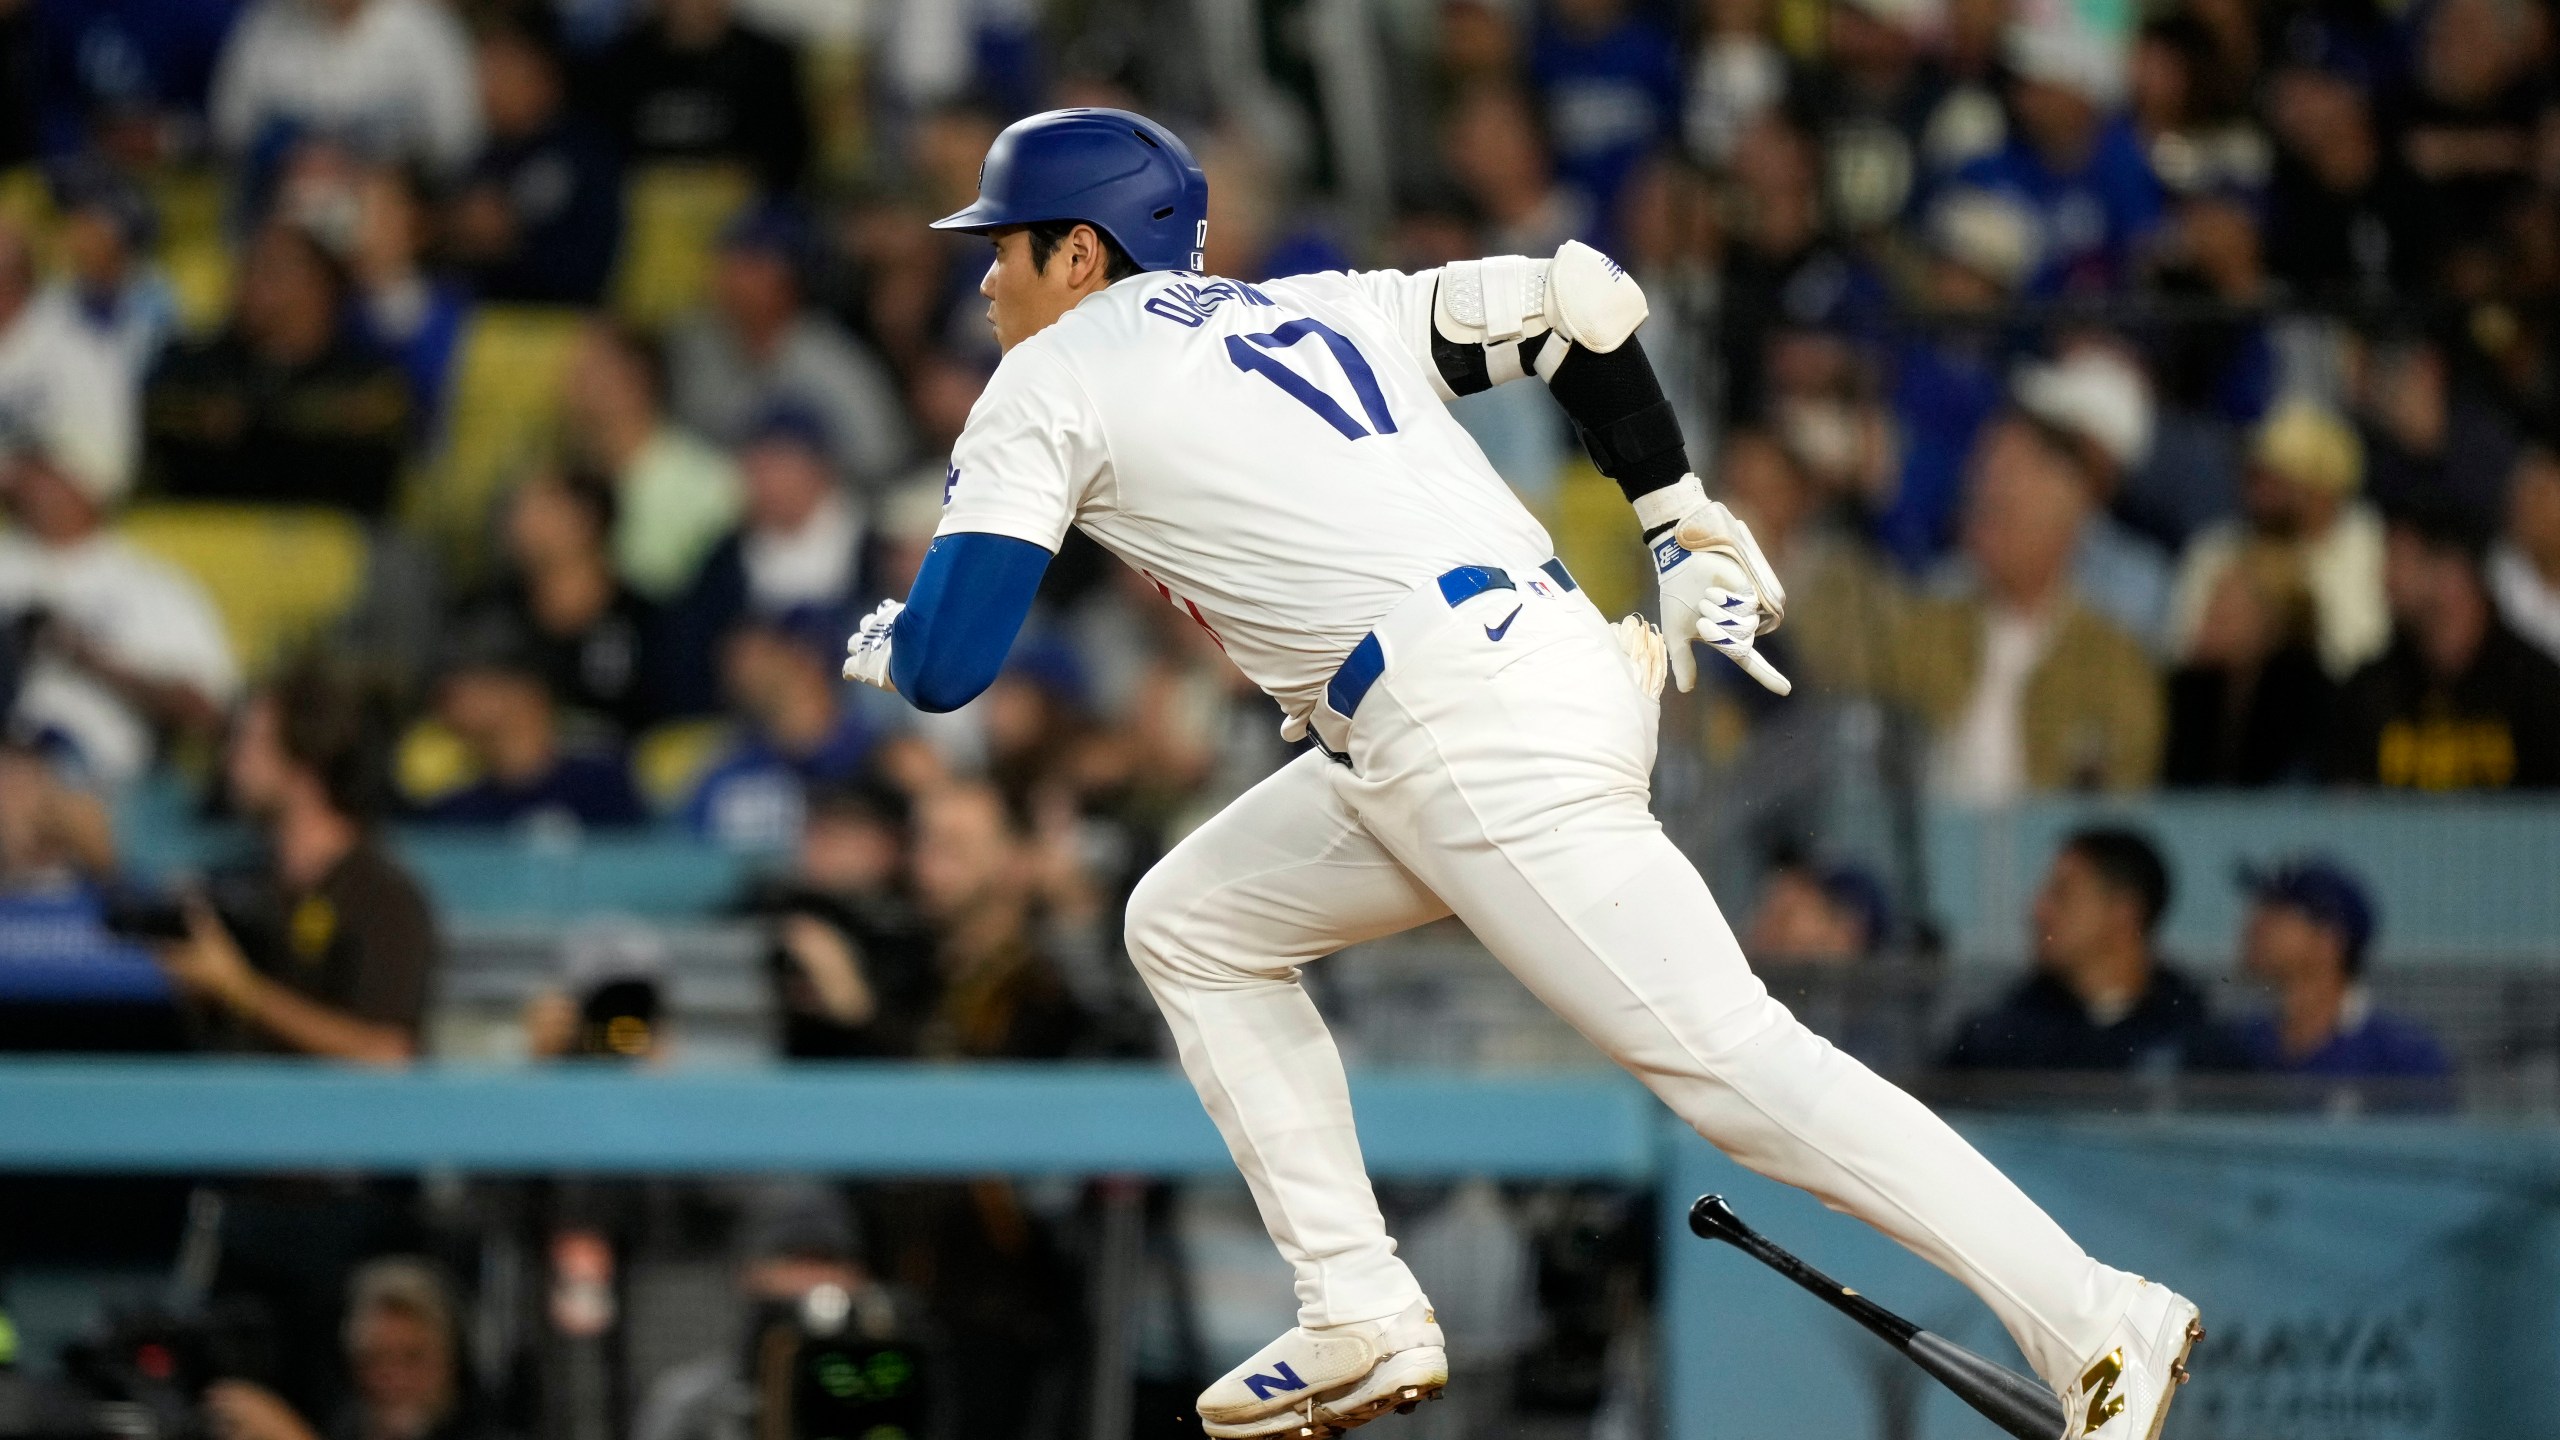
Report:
632,1182,911,1440
2162,399,2387,784
42,160,181,379
2235,857,2450,1082
667,402,876,713
413,615,648,829
144,216,413,516
0,299,235,789
563,318,743,603
2325,505,2560,788
0,214,136,452
2009,344,2175,646
1953,16,2163,295
664,202,912,486
1875,186,2036,570
685,617,907,851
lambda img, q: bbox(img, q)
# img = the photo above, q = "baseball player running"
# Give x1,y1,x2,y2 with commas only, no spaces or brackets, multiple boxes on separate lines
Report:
842,108,2201,1440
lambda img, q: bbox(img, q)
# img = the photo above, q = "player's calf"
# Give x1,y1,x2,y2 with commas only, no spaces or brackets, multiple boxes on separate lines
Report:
1196,1299,1447,1439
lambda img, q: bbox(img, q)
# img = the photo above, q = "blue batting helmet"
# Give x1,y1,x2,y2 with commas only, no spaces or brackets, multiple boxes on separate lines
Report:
930,108,1208,273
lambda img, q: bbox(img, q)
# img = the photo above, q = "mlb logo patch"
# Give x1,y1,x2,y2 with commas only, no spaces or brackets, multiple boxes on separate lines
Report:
1527,578,1554,597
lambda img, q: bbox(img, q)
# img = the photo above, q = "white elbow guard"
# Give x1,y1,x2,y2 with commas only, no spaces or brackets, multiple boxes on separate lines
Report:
1543,240,1646,353
1432,241,1647,355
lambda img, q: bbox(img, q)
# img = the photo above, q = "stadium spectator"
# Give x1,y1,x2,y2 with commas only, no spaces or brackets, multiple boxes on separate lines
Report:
448,15,623,306
736,779,935,1059
592,0,808,191
1876,187,2037,570
686,620,899,851
2233,856,2453,1084
1714,114,1886,424
2326,507,2560,789
521,919,670,1061
1526,0,1680,244
0,213,135,456
1898,414,2164,801
42,160,179,379
2490,444,2560,667
1957,20,2162,295
1682,0,1788,167
562,318,742,602
1943,827,2244,1073
909,780,1084,1062
1710,426,1901,698
2163,400,2387,785
0,337,232,790
1745,858,1889,962
2392,0,2544,295
631,1183,911,1440
209,0,480,177
204,1257,503,1440
2010,346,2174,646
416,618,647,830
2348,328,2520,535
144,216,412,515
29,0,244,164
1443,84,1589,259
2262,54,2414,304
1795,0,1962,235
664,205,911,486
467,467,665,737
347,163,471,437
667,403,873,712
169,657,435,1062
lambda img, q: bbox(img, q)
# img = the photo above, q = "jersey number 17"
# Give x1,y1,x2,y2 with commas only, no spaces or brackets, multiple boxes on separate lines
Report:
1224,317,1398,441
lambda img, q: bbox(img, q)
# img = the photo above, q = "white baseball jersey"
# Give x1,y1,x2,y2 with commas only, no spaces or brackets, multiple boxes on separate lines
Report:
937,268,1555,730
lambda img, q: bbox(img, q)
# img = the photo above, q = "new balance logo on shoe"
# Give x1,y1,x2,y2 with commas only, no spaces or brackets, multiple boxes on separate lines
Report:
2078,1349,2125,1434
1243,1363,1308,1402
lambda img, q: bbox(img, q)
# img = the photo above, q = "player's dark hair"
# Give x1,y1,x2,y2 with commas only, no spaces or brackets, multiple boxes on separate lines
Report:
1025,219,1143,282
2062,827,2172,934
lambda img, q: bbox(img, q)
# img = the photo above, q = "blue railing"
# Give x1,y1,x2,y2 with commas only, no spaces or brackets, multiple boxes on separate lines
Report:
2,1061,2555,1438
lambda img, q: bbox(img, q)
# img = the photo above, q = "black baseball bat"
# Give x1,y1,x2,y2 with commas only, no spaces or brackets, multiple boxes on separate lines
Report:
1688,1194,2064,1440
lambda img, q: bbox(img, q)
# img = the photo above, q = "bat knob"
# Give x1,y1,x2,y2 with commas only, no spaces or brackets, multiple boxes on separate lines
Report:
1688,1194,1752,1245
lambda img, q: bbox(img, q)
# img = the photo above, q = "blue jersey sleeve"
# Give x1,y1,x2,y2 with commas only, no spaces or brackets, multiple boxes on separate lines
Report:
888,531,1053,712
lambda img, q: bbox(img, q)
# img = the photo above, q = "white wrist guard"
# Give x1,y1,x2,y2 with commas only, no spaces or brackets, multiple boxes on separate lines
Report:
1631,473,1705,535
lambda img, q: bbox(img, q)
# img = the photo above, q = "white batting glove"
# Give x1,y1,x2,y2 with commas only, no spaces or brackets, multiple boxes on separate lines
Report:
1613,614,1669,701
1635,474,1791,697
841,598,904,690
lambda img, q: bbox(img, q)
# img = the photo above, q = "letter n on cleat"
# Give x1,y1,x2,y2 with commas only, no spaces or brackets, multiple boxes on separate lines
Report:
1244,1363,1308,1401
2078,1349,2125,1434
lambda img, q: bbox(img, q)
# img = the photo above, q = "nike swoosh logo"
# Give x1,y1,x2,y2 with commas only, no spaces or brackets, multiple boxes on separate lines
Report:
1484,605,1523,642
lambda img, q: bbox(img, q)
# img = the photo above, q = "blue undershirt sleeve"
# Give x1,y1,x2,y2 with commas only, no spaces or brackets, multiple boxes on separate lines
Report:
887,531,1053,712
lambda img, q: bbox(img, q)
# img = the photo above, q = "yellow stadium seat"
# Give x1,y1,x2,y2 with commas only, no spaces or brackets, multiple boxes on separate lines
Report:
120,503,368,674
1547,459,1648,620
632,717,735,814
0,168,52,238
394,718,479,807
406,304,586,574
148,169,234,335
611,162,755,328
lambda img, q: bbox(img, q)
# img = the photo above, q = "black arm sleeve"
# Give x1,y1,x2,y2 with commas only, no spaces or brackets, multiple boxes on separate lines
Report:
1543,334,1691,504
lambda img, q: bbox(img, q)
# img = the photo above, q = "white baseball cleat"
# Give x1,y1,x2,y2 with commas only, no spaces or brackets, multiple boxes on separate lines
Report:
2056,1280,2204,1440
1195,1298,1448,1439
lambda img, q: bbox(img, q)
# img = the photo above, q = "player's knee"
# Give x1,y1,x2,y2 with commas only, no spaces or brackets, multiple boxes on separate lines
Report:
1121,863,1191,980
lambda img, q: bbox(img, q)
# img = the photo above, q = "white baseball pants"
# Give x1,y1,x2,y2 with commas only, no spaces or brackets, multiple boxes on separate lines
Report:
1123,570,2137,1389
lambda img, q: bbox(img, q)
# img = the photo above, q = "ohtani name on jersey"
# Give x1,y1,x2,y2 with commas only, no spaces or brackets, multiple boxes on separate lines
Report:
1144,278,1276,328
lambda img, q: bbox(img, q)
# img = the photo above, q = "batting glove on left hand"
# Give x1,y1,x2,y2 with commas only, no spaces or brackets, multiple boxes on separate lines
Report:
1635,474,1791,697
842,598,904,690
